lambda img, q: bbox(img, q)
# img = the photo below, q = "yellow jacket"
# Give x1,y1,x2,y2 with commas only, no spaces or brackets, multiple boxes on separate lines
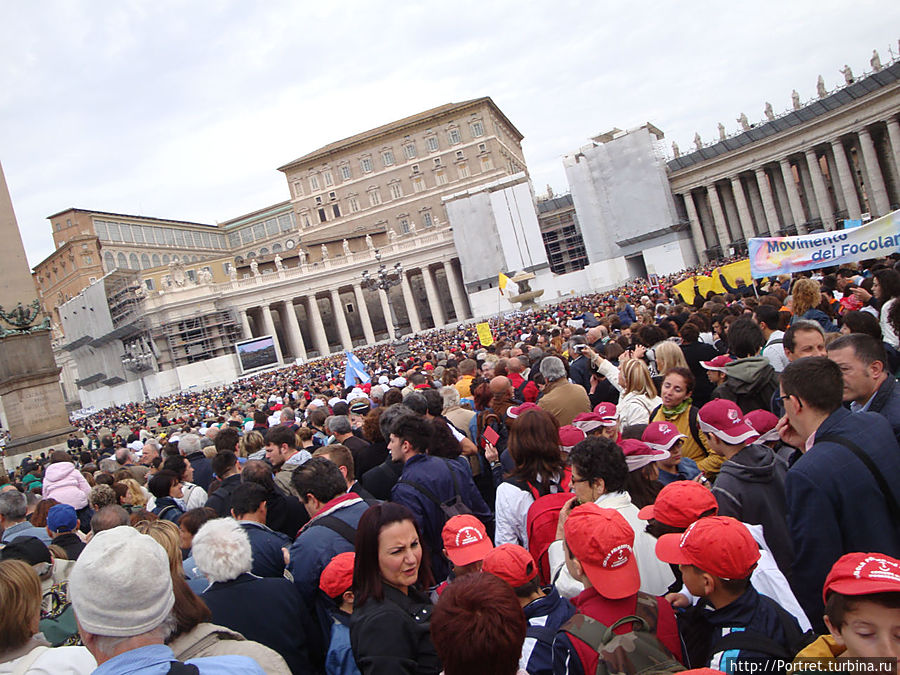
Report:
795,634,844,659
650,406,723,475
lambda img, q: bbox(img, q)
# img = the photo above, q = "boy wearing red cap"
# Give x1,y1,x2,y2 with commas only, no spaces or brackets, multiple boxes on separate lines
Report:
553,504,682,674
656,516,805,671
483,544,575,675
796,552,900,658
642,421,701,485
319,551,360,675
432,515,494,600
697,399,793,581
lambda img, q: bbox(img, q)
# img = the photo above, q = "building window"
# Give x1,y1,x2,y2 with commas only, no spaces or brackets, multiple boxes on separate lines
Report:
360,157,373,173
89,277,97,284
458,164,469,179
436,171,448,186
328,191,337,201
83,255,93,265
448,128,461,145
471,121,484,137
413,177,425,193
152,254,161,267
422,212,434,228
480,156,494,171
302,214,312,228
140,254,150,268
309,175,320,191
340,165,352,181
323,171,334,187
332,204,341,218
349,196,361,213
455,150,465,160
265,218,279,236
411,163,420,174
186,269,197,283
368,190,382,206
404,143,417,159
223,262,232,275
318,208,327,223
293,181,304,197
145,279,154,291
382,150,395,167
389,183,403,200
478,142,487,153
400,219,410,234
426,136,439,152
433,157,442,167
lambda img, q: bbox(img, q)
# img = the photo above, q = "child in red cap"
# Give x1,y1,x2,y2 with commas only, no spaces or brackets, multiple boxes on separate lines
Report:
318,551,359,675
553,503,682,674
796,551,900,659
431,515,494,600
697,398,793,581
483,543,575,674
656,516,806,671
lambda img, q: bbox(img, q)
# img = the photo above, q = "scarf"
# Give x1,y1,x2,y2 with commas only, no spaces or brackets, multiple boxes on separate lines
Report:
660,398,692,419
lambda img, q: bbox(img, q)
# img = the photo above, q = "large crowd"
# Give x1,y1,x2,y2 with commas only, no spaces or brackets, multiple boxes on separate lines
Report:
2,253,900,674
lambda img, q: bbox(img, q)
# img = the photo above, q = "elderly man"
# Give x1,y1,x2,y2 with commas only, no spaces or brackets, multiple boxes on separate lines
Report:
327,414,377,477
0,490,51,544
537,356,591,426
69,526,265,673
178,432,213,491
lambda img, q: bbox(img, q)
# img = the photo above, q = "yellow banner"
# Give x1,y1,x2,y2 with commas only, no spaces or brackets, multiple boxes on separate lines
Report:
476,322,494,347
673,278,697,305
715,259,753,291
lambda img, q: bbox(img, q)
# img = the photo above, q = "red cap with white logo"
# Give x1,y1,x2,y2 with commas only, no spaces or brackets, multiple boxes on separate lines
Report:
642,421,687,453
564,503,639,598
441,514,494,566
697,399,759,445
823,552,900,603
655,516,760,580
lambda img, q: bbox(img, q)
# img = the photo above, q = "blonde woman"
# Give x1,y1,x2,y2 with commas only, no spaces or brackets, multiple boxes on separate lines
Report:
118,478,148,510
239,430,265,459
651,340,688,377
790,277,836,332
615,359,663,427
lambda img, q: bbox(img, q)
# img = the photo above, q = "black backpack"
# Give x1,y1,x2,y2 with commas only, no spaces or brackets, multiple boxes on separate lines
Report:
399,459,473,523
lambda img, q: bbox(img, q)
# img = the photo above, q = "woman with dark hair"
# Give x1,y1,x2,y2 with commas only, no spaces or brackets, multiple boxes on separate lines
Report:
840,309,882,340
494,408,568,547
148,469,186,523
648,367,721,476
162,455,208,510
350,502,441,675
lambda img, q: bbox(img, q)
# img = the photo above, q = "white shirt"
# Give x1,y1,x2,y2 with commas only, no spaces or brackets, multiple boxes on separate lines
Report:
762,330,789,373
494,472,567,548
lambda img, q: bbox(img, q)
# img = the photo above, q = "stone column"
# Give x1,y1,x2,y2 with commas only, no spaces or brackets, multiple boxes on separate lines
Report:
260,304,284,363
830,139,862,220
729,177,756,241
401,272,422,333
378,288,396,339
804,149,835,230
443,260,467,321
771,168,793,231
353,284,376,344
886,118,900,191
239,309,252,340
330,288,353,351
754,168,780,235
307,295,330,356
421,266,445,328
857,127,891,217
280,300,306,361
707,184,732,251
682,192,708,262
779,158,808,233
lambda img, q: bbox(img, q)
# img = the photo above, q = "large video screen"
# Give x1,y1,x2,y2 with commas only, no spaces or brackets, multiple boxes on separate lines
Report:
235,335,279,374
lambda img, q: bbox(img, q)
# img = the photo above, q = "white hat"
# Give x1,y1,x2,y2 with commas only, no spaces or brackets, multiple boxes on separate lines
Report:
169,435,181,443
347,388,368,402
69,527,174,637
378,375,390,385
328,397,344,408
389,377,407,388
128,440,144,453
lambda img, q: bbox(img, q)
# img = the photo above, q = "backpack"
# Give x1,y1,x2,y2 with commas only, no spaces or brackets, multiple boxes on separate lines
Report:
650,404,704,452
711,601,816,667
518,471,573,585
560,592,684,675
400,459,473,524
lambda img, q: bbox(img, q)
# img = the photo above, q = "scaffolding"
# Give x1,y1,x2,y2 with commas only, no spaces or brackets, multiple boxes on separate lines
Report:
537,195,589,275
105,270,145,329
152,310,242,367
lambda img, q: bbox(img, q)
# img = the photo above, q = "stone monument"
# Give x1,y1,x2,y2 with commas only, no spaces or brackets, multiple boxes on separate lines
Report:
507,271,544,310
0,161,74,466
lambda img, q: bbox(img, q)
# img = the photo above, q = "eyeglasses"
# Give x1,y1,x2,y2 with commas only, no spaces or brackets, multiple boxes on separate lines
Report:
571,476,593,485
773,393,789,408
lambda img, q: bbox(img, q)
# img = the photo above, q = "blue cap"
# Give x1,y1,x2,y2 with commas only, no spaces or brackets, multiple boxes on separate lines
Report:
47,504,78,533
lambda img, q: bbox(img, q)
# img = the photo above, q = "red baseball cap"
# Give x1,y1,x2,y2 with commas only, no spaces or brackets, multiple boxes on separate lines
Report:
822,552,900,603
423,363,434,371
592,402,618,425
483,544,538,587
743,409,780,443
697,399,759,445
572,412,606,433
441,515,493,566
619,439,669,472
638,481,718,528
641,421,686,453
656,516,759,580
507,402,540,419
564,503,639,598
559,425,586,452
700,355,733,372
319,551,355,598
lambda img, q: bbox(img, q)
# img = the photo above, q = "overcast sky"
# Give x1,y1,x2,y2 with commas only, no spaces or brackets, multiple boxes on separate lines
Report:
2,1,898,268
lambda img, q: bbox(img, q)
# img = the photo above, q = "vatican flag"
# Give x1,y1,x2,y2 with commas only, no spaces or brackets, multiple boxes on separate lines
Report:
498,272,510,295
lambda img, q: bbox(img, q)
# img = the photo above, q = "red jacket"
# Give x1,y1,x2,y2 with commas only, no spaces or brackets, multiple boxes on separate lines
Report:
508,372,539,403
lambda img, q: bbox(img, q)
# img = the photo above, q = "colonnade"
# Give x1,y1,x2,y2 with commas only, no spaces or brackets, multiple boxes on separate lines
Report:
677,116,900,262
238,259,470,360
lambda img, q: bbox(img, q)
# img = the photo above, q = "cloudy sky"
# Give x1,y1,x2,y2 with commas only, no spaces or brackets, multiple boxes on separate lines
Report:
2,1,898,268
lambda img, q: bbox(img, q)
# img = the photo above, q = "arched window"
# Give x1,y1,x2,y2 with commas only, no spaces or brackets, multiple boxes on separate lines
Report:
272,243,283,253
191,255,199,262
172,255,180,262
162,254,171,264
141,253,151,269
152,254,161,267
247,251,256,258
259,248,269,256
117,252,127,269
129,253,139,269
104,252,115,272
234,256,244,265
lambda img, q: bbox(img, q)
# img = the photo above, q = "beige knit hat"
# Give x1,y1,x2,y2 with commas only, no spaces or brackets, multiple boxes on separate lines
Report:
69,527,175,637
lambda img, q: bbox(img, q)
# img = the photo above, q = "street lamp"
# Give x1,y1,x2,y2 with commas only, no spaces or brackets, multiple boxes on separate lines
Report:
122,345,154,402
361,250,405,350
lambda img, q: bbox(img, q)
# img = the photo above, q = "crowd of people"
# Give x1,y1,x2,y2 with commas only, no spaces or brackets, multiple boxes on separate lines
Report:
2,253,900,674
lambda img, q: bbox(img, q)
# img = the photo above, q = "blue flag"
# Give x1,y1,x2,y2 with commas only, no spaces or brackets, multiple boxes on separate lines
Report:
344,350,371,388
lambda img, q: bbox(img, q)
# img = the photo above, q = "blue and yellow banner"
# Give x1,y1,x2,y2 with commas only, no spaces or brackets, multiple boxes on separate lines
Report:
749,210,900,278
